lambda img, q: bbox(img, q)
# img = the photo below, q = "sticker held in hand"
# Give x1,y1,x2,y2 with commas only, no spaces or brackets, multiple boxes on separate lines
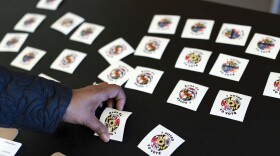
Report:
95,107,132,142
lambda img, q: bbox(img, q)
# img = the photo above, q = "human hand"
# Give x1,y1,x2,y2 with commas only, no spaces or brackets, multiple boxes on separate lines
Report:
62,83,126,142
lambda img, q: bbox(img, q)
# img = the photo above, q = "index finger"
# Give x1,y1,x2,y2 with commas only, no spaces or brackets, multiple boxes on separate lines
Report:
101,84,126,111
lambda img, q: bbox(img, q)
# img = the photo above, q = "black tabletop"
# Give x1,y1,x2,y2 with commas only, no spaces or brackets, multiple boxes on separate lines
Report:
1,0,280,155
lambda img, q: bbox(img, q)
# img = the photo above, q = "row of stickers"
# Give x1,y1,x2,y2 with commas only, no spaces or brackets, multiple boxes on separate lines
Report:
0,32,278,81
98,62,280,120
3,42,279,90
148,15,280,59
151,15,280,58
100,76,252,123
1,13,280,60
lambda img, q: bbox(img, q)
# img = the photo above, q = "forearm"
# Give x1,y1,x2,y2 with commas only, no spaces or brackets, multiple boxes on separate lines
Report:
0,66,72,133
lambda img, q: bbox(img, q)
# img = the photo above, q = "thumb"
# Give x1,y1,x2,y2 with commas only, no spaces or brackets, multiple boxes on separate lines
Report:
87,116,110,142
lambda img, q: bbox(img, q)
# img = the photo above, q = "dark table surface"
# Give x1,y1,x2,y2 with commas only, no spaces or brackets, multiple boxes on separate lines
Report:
1,0,280,155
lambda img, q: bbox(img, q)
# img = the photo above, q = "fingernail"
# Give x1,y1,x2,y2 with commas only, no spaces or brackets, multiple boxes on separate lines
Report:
101,134,110,142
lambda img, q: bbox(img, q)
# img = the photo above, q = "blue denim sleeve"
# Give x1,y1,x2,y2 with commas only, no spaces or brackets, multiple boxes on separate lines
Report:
0,66,72,133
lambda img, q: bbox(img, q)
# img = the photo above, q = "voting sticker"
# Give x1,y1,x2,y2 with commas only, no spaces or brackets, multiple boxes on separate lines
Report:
181,19,215,40
167,80,209,111
175,47,212,73
138,124,185,156
36,0,63,10
98,38,134,64
125,66,164,94
148,15,181,35
10,46,46,71
50,49,87,74
263,72,280,99
134,36,170,60
14,13,46,33
209,53,249,82
215,23,251,46
210,90,252,122
98,61,134,86
95,107,132,142
70,22,105,45
246,33,280,59
51,12,84,35
0,33,29,52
